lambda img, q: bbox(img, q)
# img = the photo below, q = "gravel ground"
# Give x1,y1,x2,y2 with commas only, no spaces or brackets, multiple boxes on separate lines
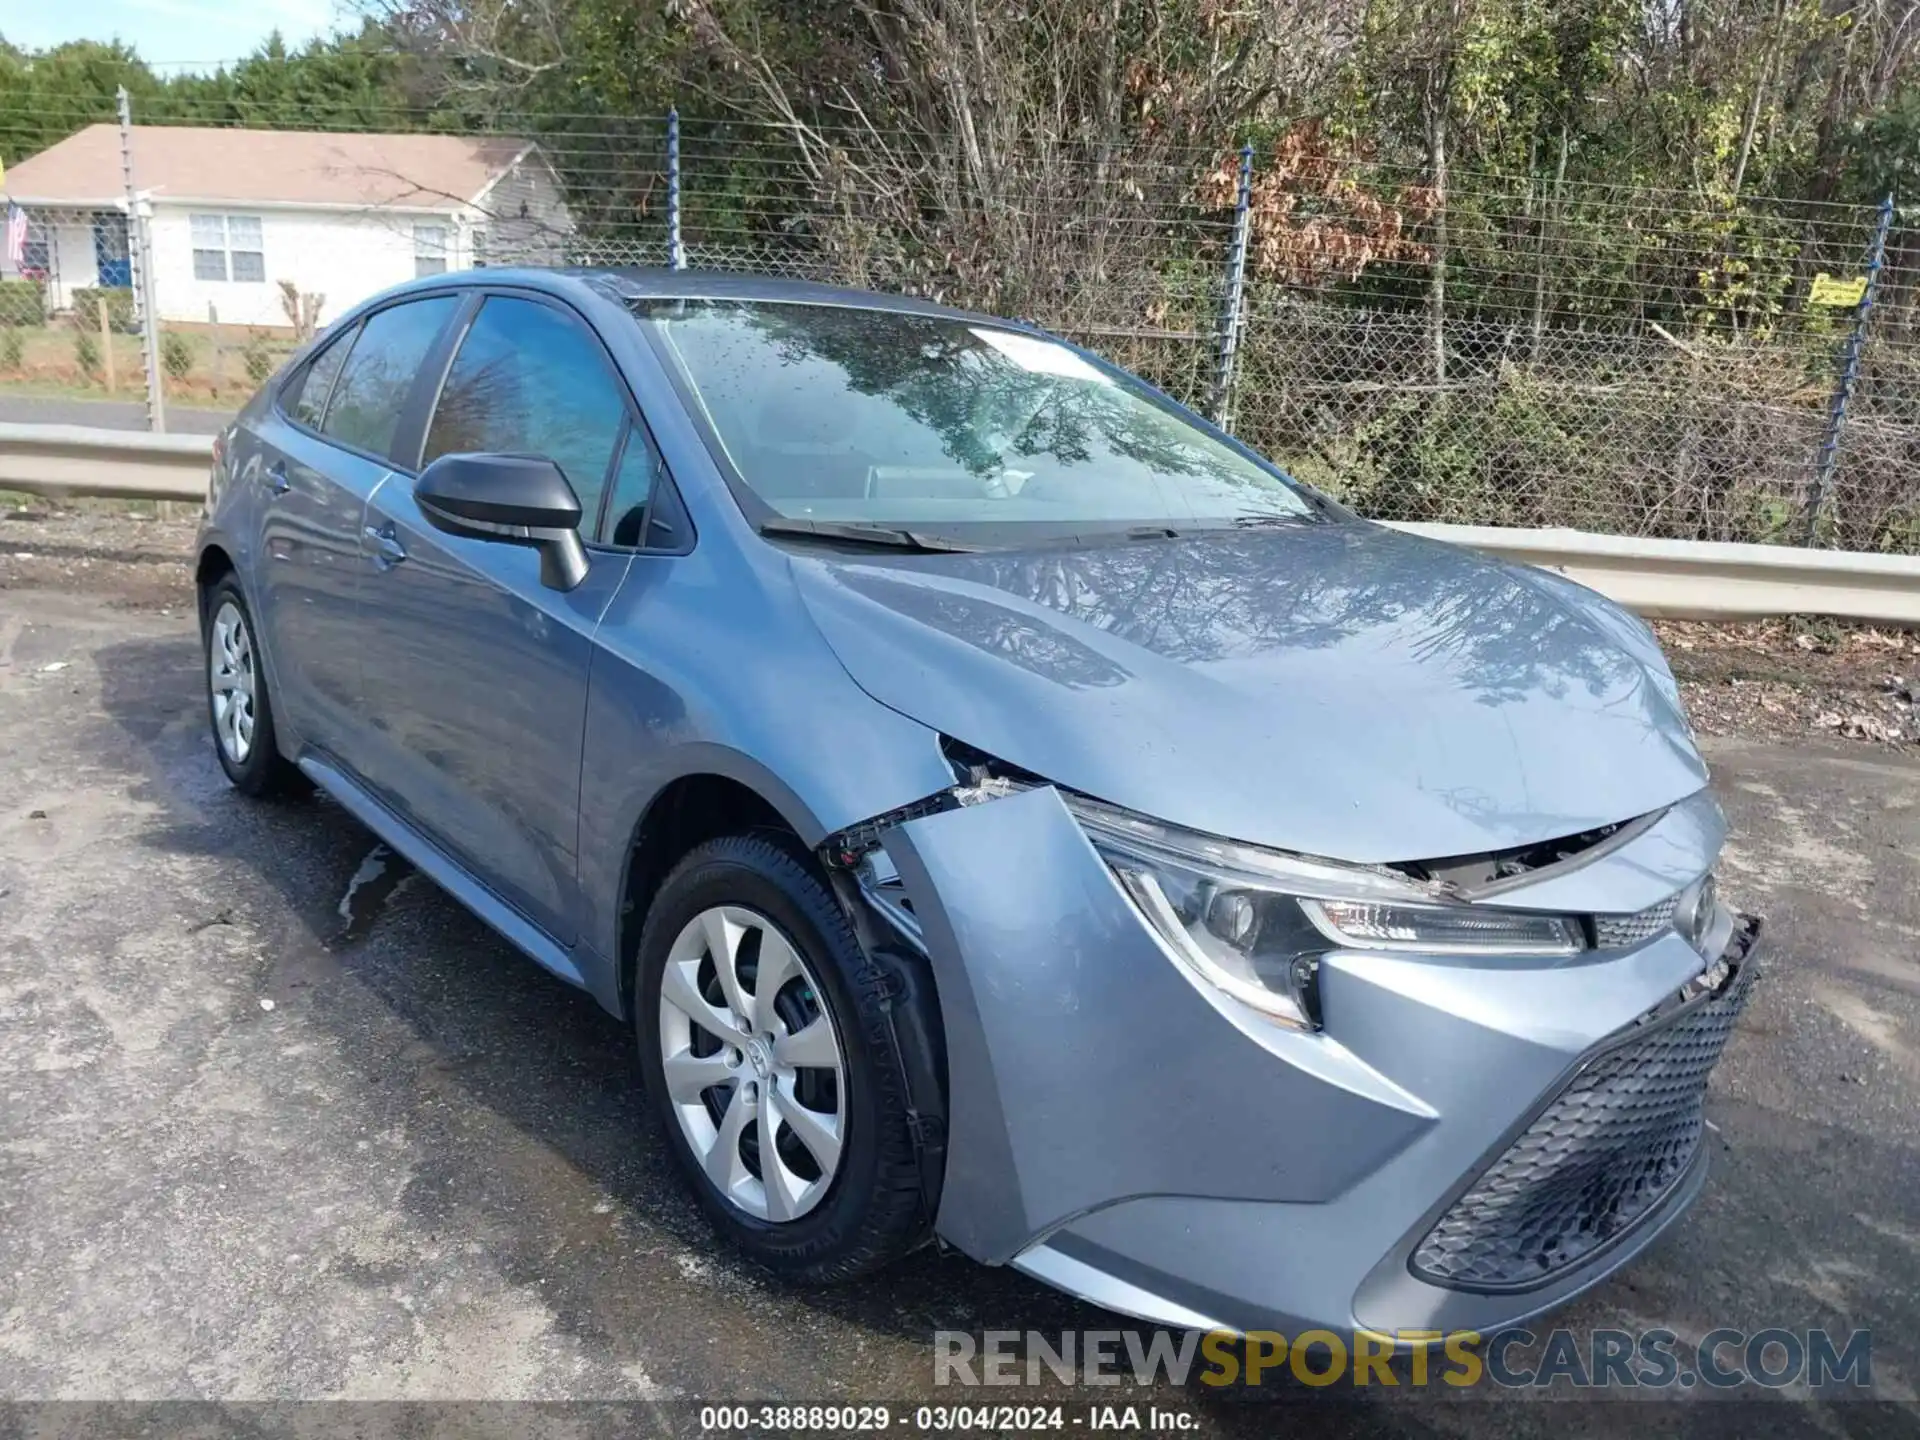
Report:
0,501,200,614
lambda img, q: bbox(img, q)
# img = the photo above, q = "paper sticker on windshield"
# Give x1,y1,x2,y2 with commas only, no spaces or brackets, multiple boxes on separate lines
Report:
970,327,1112,385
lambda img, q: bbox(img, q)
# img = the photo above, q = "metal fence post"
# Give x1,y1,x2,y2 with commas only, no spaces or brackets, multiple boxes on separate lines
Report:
1210,141,1254,430
667,108,685,272
1804,192,1895,544
116,86,165,434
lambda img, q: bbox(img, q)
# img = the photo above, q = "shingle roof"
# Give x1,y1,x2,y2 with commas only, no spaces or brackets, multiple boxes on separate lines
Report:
1,125,536,210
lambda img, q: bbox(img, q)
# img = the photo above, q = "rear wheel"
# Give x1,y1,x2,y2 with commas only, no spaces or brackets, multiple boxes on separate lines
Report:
637,834,925,1281
203,578,307,798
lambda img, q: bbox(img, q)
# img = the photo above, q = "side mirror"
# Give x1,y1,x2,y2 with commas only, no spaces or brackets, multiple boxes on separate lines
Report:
415,452,589,591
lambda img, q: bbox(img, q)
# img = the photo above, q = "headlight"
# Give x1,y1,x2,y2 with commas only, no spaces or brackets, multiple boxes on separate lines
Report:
1302,899,1583,955
1066,794,1583,1030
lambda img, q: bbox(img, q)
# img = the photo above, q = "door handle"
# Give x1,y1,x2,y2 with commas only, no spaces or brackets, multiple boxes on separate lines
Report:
363,524,409,567
266,461,291,497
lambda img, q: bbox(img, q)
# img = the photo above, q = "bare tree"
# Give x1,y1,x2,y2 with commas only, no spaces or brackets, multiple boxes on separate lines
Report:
673,0,1363,319
364,0,572,94
277,279,325,340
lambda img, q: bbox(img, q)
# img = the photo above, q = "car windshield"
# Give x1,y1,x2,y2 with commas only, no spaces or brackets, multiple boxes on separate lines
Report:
632,299,1317,543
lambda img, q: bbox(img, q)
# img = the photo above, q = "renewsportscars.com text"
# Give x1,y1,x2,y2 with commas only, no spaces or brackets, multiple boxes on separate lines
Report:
933,1327,1873,1392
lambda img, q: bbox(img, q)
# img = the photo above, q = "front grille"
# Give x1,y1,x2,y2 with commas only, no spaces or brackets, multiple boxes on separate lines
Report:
1594,896,1678,950
1411,946,1756,1292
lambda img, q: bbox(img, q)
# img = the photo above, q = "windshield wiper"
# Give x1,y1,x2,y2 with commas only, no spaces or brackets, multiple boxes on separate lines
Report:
757,517,977,553
1232,512,1320,529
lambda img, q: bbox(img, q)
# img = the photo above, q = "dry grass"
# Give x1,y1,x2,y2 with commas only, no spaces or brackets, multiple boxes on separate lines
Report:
0,323,296,405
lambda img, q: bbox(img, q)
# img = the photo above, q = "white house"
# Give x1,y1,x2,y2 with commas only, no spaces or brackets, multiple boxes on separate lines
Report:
1,125,573,329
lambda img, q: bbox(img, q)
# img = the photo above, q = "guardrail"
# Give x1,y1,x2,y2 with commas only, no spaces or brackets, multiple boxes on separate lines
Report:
1388,522,1920,626
3,423,1917,625
0,422,216,500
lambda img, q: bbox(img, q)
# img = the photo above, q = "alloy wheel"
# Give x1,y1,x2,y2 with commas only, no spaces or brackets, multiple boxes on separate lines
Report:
657,904,847,1222
208,599,257,766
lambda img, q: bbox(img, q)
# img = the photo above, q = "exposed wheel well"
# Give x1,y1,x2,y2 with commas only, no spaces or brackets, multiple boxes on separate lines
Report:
195,545,235,622
617,773,797,1017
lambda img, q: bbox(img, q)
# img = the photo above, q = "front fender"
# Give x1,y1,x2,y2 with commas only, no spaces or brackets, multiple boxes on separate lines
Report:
574,547,958,969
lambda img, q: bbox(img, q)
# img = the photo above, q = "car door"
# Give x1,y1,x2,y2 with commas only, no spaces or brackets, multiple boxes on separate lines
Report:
357,291,635,945
251,295,458,761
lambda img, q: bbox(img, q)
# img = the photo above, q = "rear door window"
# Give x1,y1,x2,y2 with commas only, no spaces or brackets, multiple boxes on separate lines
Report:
423,295,628,523
320,296,458,461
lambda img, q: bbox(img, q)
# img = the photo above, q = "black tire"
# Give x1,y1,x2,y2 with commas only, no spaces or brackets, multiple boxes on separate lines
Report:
202,576,309,799
636,834,925,1281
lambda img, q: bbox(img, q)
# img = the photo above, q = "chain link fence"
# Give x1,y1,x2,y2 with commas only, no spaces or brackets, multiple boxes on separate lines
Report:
1,208,149,407
4,100,1917,551
1,198,297,418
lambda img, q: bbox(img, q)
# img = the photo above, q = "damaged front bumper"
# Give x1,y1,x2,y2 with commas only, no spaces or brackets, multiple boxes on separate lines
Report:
876,783,1757,1337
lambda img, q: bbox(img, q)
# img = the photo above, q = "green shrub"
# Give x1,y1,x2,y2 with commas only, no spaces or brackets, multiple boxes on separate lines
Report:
0,326,23,371
71,286,136,334
0,278,45,328
242,331,275,385
161,329,194,382
75,329,102,380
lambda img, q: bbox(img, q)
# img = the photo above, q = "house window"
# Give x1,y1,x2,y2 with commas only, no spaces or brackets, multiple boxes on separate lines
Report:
414,223,449,277
191,214,265,282
471,227,489,269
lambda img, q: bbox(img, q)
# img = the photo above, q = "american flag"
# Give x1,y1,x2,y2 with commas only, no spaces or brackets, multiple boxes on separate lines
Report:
3,204,26,269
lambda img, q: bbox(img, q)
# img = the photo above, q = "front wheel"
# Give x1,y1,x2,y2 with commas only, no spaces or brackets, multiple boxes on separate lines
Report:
203,578,307,798
636,834,926,1281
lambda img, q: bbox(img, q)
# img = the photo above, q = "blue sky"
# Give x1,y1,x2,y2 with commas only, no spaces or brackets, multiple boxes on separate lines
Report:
7,0,346,71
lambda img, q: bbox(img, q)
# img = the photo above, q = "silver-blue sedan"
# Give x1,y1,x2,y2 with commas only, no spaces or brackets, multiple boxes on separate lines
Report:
196,269,1758,1337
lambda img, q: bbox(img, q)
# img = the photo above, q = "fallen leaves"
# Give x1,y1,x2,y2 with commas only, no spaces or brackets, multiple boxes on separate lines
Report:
1658,617,1920,749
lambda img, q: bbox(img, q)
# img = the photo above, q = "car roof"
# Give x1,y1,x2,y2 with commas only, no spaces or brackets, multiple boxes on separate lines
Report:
423,266,1017,327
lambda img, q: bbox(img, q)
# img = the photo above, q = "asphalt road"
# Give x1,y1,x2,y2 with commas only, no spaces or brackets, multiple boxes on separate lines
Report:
1,582,1917,1436
0,393,234,435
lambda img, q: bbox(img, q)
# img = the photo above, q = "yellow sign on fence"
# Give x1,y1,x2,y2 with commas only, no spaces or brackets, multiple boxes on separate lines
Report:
1809,273,1869,308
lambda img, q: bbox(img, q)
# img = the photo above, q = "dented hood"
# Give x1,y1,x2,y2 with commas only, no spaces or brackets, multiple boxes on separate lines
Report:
790,521,1707,864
